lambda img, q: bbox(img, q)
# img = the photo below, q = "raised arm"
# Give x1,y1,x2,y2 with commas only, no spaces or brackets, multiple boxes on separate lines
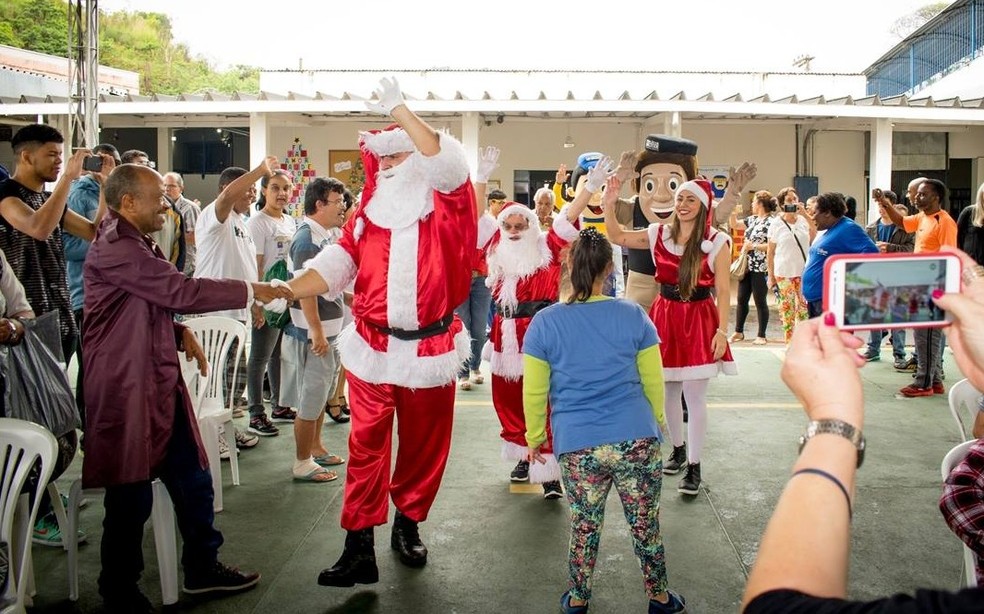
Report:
562,155,613,223
214,156,278,224
0,149,86,241
473,146,500,220
603,175,650,250
368,77,439,157
715,162,757,224
874,189,904,228
62,152,115,242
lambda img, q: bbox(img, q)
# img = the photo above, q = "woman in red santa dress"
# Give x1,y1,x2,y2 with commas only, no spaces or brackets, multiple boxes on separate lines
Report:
604,175,736,497
482,156,612,498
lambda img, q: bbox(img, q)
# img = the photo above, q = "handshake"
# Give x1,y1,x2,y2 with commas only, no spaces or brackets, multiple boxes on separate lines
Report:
251,279,294,313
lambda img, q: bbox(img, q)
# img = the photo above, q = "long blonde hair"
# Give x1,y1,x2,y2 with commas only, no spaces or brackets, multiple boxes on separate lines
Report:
670,203,709,300
974,182,984,228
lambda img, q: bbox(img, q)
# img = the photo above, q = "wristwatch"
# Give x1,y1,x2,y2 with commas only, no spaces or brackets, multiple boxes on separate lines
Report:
798,419,865,468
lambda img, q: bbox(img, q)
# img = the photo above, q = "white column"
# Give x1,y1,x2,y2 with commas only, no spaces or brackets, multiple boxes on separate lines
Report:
972,158,984,197
662,112,682,137
460,112,480,177
156,127,170,173
249,112,269,169
869,118,893,224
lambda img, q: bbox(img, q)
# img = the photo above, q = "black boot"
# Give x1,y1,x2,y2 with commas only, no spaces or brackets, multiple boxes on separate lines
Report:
663,444,687,475
317,528,379,587
391,510,428,568
678,462,701,496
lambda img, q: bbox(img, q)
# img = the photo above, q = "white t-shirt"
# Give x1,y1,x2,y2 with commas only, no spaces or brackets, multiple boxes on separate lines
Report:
247,210,296,277
194,201,258,320
767,215,810,278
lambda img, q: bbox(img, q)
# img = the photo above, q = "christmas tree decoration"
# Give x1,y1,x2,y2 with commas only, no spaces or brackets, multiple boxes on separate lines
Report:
281,137,317,217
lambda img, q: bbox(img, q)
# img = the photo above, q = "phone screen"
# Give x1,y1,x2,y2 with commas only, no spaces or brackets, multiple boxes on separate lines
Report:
841,258,948,327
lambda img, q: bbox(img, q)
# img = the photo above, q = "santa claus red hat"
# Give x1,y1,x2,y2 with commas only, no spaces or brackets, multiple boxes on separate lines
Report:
675,179,716,253
360,123,414,157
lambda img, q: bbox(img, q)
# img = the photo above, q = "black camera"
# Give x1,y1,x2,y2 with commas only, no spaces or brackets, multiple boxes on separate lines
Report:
83,155,103,172
782,203,798,213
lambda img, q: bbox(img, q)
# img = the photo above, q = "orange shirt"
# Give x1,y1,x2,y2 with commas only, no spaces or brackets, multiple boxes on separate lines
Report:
902,210,957,253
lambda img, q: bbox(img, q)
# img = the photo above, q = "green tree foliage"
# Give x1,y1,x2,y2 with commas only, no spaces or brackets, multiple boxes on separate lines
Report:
890,3,949,39
0,0,259,95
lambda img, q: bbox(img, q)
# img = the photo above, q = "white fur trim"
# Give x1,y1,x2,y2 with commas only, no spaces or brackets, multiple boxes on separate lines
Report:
501,440,528,462
552,205,579,242
663,360,737,381
354,216,365,241
676,181,709,209
387,224,420,329
302,243,356,301
481,339,493,362
528,454,561,483
420,132,470,194
361,128,414,156
706,229,731,274
490,317,524,380
497,204,540,229
338,322,471,388
700,239,714,254
477,213,497,248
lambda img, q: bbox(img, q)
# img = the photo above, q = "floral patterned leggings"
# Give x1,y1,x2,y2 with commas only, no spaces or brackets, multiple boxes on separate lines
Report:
776,276,808,343
559,437,667,602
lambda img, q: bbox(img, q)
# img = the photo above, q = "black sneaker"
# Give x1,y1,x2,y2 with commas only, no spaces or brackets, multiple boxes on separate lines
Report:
270,405,297,423
663,445,687,475
101,588,153,614
542,481,563,500
860,349,880,362
183,561,260,595
248,415,279,437
510,460,530,482
649,590,687,613
678,463,701,496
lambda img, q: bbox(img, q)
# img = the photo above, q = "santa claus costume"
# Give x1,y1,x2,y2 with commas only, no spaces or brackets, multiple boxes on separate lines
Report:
483,203,578,490
647,180,737,496
303,111,475,584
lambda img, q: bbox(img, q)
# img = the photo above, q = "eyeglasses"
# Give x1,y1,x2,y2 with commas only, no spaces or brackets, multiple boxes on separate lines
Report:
323,198,345,207
489,199,506,206
164,184,180,189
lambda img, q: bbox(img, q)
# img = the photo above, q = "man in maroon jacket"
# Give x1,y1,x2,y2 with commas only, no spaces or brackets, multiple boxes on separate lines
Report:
82,163,292,613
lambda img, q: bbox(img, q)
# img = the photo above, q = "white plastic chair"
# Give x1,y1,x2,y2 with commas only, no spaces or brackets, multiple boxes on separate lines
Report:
61,478,178,605
182,316,247,513
0,418,57,614
948,378,981,441
941,439,980,588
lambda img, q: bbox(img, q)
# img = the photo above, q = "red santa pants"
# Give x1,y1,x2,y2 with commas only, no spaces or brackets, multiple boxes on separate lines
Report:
341,373,456,530
492,374,553,454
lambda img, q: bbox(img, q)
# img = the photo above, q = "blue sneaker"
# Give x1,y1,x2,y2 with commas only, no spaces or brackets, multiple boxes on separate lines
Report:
560,590,588,614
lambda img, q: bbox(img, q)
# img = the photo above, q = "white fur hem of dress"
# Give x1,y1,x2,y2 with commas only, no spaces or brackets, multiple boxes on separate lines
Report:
529,454,561,483
337,322,471,388
663,360,738,381
302,244,356,301
501,440,527,461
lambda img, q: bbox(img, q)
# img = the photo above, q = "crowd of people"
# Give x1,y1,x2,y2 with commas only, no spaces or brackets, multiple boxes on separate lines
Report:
3,75,984,613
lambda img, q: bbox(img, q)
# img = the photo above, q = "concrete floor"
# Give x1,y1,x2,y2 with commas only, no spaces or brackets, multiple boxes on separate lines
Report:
25,302,971,613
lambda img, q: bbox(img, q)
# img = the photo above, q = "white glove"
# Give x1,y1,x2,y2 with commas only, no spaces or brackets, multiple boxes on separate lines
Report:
262,279,290,314
584,155,614,193
365,77,405,115
475,146,501,184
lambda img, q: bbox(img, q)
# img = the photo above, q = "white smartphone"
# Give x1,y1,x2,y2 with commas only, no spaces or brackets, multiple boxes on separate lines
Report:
824,253,962,331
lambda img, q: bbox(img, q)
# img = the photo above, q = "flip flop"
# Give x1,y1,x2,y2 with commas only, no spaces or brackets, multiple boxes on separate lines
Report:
293,466,338,482
314,453,346,467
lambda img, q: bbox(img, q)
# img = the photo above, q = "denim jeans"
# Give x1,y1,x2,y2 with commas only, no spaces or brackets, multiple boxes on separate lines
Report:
455,275,492,377
246,322,283,418
867,329,906,360
98,407,222,597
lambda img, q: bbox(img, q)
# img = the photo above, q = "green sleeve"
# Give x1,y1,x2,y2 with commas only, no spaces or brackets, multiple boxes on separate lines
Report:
637,344,665,426
523,354,551,448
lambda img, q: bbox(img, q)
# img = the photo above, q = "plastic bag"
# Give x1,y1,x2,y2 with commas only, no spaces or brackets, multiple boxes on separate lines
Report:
263,259,292,328
1,311,79,437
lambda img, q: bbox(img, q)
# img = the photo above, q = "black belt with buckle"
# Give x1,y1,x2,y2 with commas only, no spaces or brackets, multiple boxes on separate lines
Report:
660,284,712,302
495,300,554,319
372,314,453,341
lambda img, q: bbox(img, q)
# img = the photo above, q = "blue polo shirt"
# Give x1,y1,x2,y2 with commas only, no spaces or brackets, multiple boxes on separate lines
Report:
802,217,878,302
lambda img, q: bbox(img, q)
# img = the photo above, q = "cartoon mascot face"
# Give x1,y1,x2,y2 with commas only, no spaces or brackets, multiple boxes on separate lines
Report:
633,134,699,223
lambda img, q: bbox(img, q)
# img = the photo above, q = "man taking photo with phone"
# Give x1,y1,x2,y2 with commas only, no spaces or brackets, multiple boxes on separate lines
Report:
874,181,957,397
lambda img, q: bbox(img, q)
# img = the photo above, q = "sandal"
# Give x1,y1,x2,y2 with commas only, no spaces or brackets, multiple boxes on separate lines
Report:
338,396,350,416
752,337,768,345
314,453,346,467
293,466,338,482
728,332,745,343
326,402,350,424
470,371,484,385
458,378,472,391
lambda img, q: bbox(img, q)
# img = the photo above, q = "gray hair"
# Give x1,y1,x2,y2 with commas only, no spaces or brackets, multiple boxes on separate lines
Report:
164,171,184,187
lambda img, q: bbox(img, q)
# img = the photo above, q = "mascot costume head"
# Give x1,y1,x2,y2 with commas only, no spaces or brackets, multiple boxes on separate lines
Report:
633,134,699,223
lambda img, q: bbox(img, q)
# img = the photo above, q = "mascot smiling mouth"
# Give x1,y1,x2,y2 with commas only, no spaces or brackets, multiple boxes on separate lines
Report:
651,205,675,220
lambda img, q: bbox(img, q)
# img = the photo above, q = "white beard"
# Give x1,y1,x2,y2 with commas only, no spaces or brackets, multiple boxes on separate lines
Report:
364,153,434,229
487,231,551,309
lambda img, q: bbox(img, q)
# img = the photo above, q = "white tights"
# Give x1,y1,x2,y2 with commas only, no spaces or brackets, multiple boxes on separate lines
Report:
664,379,708,464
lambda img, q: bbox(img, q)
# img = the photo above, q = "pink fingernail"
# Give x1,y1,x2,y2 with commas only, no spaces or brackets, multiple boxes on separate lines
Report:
823,312,835,326
932,289,944,300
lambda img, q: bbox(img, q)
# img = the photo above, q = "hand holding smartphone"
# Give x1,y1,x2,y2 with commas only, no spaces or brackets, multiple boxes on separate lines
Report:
824,253,961,330
83,156,103,172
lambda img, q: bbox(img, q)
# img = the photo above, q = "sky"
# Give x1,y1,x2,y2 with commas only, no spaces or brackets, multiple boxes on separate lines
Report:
96,0,943,74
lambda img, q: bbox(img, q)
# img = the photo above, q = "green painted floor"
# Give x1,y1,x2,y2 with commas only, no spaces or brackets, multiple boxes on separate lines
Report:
27,340,970,613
